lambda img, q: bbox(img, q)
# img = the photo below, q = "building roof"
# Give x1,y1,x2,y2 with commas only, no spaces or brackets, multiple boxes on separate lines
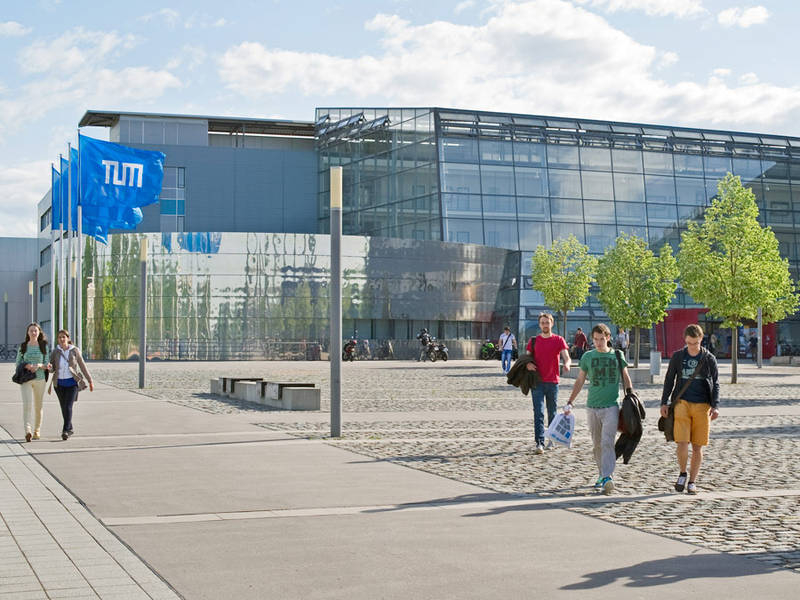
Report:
79,110,315,138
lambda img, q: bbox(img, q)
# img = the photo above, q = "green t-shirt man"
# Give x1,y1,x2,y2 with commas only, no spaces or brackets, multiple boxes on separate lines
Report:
578,348,628,408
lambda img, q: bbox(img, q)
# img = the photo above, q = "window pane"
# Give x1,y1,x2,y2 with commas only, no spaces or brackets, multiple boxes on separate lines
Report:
764,182,791,209
583,200,615,224
675,178,706,205
645,175,677,203
547,145,580,169
646,203,678,227
513,141,546,166
674,154,704,177
444,218,483,244
615,202,646,225
441,163,480,194
480,164,515,195
706,179,722,202
515,167,548,196
442,193,482,217
581,171,614,200
585,224,616,253
614,172,645,202
549,169,582,198
519,221,552,250
480,139,514,164
517,197,550,220
580,147,611,171
484,220,519,249
612,149,643,173
731,158,764,182
617,224,647,240
440,137,478,162
677,204,705,225
552,222,585,243
483,195,517,218
550,198,583,222
643,152,674,175
704,155,732,177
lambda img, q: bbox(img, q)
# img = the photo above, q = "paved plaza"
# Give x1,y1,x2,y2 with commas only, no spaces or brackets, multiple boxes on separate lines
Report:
1,358,798,598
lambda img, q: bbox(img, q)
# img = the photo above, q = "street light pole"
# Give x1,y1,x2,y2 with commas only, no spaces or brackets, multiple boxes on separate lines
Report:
28,281,34,323
330,166,342,438
139,238,147,389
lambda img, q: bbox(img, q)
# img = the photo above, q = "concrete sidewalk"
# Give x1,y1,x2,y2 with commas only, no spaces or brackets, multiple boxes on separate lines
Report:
1,365,798,599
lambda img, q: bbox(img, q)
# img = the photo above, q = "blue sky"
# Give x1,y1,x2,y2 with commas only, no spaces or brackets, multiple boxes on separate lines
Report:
1,0,798,236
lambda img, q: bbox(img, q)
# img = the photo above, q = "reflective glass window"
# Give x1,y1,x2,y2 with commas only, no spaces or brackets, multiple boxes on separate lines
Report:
617,224,647,240
547,145,580,169
480,164,515,195
732,158,764,182
643,152,674,175
441,163,481,194
615,201,646,225
585,224,616,254
792,184,800,209
442,193,481,217
484,220,519,249
552,222,585,243
550,198,583,222
764,162,789,180
764,182,792,209
612,149,643,173
765,210,793,225
790,162,800,181
646,203,678,227
483,195,517,218
674,154,704,177
706,179,722,202
613,172,645,202
445,218,484,244
675,178,706,205
548,169,582,198
519,221,552,250
581,171,614,201
583,200,615,224
480,139,514,164
704,155,732,177
580,147,611,171
513,142,546,166
677,204,705,225
645,175,677,203
517,197,550,220
439,137,478,162
515,167,548,197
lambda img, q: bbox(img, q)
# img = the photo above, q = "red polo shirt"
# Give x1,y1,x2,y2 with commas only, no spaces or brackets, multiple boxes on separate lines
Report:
526,334,569,383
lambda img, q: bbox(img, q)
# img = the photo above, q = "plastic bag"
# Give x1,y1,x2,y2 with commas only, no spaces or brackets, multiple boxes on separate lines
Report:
546,407,575,448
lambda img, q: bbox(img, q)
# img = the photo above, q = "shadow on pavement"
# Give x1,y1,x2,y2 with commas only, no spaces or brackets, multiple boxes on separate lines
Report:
561,551,781,590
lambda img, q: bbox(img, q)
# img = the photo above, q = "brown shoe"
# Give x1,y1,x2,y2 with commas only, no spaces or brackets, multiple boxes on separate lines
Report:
25,432,32,442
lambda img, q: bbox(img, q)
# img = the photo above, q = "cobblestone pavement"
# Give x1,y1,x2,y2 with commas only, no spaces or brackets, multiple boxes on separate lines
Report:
93,359,800,574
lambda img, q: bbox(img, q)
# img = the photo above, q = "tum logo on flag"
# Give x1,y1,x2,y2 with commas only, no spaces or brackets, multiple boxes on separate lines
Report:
102,160,144,188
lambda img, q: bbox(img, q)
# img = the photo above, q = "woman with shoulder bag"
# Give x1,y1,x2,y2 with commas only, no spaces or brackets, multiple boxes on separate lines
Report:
47,329,94,441
15,322,50,442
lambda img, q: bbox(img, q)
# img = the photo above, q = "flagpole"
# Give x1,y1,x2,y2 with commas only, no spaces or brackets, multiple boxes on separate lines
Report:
50,164,56,342
67,143,74,337
59,153,65,331
76,133,82,349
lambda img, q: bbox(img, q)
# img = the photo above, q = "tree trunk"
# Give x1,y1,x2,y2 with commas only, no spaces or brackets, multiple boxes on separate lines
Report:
562,311,568,341
731,326,738,384
633,325,640,368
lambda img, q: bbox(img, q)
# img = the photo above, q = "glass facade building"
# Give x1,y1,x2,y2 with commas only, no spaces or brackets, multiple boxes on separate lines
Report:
317,107,800,349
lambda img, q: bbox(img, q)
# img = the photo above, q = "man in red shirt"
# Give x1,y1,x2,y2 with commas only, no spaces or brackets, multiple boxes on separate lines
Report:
526,312,571,453
573,327,588,359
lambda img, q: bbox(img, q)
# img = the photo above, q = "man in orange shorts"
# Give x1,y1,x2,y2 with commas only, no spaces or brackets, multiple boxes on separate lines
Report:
660,324,720,494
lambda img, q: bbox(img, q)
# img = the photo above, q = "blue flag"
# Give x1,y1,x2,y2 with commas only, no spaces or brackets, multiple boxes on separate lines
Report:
51,166,62,228
57,149,108,242
79,134,165,211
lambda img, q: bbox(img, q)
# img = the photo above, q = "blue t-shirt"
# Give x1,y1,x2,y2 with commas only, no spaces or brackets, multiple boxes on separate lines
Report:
679,349,709,404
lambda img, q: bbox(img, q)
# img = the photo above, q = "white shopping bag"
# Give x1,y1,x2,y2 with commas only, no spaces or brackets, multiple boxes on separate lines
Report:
545,408,575,448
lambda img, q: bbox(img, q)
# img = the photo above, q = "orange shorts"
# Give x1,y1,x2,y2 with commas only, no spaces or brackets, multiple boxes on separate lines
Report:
673,399,711,446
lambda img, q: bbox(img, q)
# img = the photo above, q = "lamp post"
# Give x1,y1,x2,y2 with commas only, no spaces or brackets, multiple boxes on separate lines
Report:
3,292,8,348
330,166,342,438
28,280,34,322
139,238,147,388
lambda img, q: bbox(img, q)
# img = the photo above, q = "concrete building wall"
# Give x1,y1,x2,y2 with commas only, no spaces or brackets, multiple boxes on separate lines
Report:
0,238,39,352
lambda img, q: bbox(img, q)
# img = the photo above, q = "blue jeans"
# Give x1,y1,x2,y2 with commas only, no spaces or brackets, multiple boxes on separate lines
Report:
501,349,513,373
531,382,559,445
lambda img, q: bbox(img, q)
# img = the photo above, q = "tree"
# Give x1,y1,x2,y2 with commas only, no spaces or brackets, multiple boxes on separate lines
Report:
678,173,799,383
530,235,597,337
596,233,678,368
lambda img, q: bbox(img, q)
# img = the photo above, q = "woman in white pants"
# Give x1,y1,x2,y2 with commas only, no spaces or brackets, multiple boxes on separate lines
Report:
15,323,50,442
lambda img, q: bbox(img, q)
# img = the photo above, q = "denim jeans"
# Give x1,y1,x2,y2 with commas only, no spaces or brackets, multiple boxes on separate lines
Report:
55,384,79,434
501,349,513,373
531,382,558,445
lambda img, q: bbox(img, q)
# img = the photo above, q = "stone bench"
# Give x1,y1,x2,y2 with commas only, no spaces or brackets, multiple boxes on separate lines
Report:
209,378,320,410
212,377,265,397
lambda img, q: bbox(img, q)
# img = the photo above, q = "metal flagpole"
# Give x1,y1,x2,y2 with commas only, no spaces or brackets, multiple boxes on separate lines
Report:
76,133,82,349
329,166,342,438
50,164,56,341
59,153,65,331
66,143,73,336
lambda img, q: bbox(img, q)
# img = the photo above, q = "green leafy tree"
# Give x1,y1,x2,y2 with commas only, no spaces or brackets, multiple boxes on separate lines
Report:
678,173,799,383
531,235,597,337
596,234,678,368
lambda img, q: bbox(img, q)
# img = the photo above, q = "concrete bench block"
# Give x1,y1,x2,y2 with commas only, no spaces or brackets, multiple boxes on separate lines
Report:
770,356,792,365
282,387,321,410
236,381,261,403
791,356,800,366
627,368,654,385
210,379,222,395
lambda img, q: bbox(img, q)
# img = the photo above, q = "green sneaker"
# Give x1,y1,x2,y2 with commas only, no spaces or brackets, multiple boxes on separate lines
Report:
600,477,614,495
593,477,604,489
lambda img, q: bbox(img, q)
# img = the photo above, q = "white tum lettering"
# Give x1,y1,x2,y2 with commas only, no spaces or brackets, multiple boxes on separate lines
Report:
101,160,144,188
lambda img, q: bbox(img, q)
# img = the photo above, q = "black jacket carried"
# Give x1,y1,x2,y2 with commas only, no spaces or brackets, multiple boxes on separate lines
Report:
615,388,646,464
12,362,36,385
506,354,541,395
660,346,720,408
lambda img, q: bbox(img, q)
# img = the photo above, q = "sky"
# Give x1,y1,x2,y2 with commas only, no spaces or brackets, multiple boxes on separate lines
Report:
1,0,798,237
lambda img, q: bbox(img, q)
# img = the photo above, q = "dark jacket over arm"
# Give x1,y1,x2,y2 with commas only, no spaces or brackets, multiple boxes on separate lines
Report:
506,354,540,395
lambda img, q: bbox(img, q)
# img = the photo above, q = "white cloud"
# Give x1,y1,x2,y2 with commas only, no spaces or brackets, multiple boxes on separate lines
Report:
139,8,181,27
658,51,679,68
455,1,477,13
0,21,32,36
573,0,706,18
18,28,137,74
0,160,50,237
739,72,759,85
165,45,207,71
712,67,731,77
217,0,800,133
717,6,769,28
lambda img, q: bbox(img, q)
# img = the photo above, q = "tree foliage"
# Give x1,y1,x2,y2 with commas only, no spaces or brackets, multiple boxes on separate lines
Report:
678,173,799,382
530,235,597,336
596,233,678,367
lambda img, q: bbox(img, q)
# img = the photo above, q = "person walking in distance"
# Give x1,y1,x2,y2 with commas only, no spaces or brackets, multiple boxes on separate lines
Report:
566,324,633,495
573,327,588,359
616,328,629,360
526,313,571,454
660,324,720,495
48,329,94,440
498,326,517,374
15,322,49,442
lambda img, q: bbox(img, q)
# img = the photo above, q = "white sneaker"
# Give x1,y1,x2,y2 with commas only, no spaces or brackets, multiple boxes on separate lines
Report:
545,439,555,450
535,444,545,454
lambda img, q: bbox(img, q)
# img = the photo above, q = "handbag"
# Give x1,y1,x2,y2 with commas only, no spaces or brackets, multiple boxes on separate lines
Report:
658,353,706,442
12,363,36,385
